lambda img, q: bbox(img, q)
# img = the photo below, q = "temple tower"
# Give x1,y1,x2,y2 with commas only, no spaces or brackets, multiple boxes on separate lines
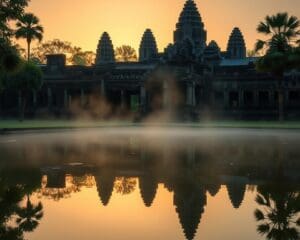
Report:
95,32,115,64
139,29,158,62
226,27,246,59
174,0,207,57
203,40,222,62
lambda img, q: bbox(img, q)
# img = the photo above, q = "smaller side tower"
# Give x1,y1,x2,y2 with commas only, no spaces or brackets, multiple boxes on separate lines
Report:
95,32,115,64
139,29,158,62
226,27,246,59
203,40,222,63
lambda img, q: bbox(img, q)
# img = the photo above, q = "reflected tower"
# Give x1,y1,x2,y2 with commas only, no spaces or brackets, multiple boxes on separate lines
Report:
95,171,115,206
139,173,158,207
173,178,207,240
226,177,247,209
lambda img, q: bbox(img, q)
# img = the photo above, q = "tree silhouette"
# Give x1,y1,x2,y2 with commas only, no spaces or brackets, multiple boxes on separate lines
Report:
16,197,43,233
114,177,137,195
32,39,95,65
0,168,44,240
0,0,29,38
0,180,24,240
15,13,43,61
32,39,73,63
255,12,300,121
71,48,96,66
0,38,20,78
8,61,43,121
254,185,300,240
115,45,137,62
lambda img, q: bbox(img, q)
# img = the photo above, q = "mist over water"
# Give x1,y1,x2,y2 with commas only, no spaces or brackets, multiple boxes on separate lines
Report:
0,128,299,240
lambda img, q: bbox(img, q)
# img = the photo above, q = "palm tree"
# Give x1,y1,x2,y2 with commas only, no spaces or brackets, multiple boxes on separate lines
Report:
254,185,300,240
255,13,300,121
16,196,43,233
15,13,43,61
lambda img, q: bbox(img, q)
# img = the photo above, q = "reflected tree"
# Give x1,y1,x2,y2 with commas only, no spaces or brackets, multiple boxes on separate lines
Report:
0,180,24,240
0,168,44,240
114,177,137,195
16,197,43,232
254,185,300,240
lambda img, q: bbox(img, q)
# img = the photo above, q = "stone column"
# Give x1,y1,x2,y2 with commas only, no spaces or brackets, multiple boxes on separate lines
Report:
285,90,289,107
121,90,126,109
239,90,244,108
186,83,193,106
64,89,68,108
101,80,106,97
80,89,85,107
47,88,52,108
163,81,169,109
224,91,229,108
192,82,196,107
18,91,22,110
140,85,146,113
269,91,275,107
33,90,37,108
68,95,72,107
254,91,259,107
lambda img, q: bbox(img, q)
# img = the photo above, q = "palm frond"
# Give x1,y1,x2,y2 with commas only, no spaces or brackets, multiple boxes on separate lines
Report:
257,224,270,235
254,209,265,221
255,40,266,52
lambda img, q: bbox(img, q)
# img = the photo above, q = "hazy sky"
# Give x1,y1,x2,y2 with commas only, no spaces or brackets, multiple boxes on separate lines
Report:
26,0,300,52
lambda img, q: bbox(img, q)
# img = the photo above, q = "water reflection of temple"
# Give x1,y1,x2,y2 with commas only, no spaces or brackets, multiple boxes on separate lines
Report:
173,174,207,240
2,132,300,240
40,164,251,240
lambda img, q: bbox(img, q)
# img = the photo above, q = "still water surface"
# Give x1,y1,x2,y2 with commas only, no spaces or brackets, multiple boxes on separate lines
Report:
0,128,299,240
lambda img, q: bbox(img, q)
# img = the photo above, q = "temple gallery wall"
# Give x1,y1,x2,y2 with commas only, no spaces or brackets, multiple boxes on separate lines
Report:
1,0,299,119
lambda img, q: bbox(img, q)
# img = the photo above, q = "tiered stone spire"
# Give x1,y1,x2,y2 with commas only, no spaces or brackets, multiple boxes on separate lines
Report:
139,29,158,62
139,174,158,207
174,0,207,56
226,27,246,59
174,185,207,240
203,40,222,62
95,171,115,206
95,32,115,64
226,182,246,209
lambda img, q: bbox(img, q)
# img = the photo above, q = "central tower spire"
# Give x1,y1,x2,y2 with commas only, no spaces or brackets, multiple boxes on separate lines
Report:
174,0,207,56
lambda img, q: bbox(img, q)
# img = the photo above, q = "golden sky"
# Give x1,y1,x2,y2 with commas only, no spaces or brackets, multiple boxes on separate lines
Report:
26,0,300,52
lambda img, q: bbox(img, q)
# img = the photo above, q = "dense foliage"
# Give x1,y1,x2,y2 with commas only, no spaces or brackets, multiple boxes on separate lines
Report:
0,0,30,38
7,61,43,120
31,39,96,65
255,12,300,121
115,45,137,62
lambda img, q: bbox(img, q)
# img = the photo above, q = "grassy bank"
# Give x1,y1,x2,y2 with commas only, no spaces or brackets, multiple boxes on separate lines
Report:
1,120,300,131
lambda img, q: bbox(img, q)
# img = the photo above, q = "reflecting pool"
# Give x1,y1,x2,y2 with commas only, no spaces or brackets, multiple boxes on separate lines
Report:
0,128,299,240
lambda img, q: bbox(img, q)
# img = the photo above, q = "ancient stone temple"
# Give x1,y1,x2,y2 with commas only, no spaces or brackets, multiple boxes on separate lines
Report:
0,0,299,119
139,29,158,62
